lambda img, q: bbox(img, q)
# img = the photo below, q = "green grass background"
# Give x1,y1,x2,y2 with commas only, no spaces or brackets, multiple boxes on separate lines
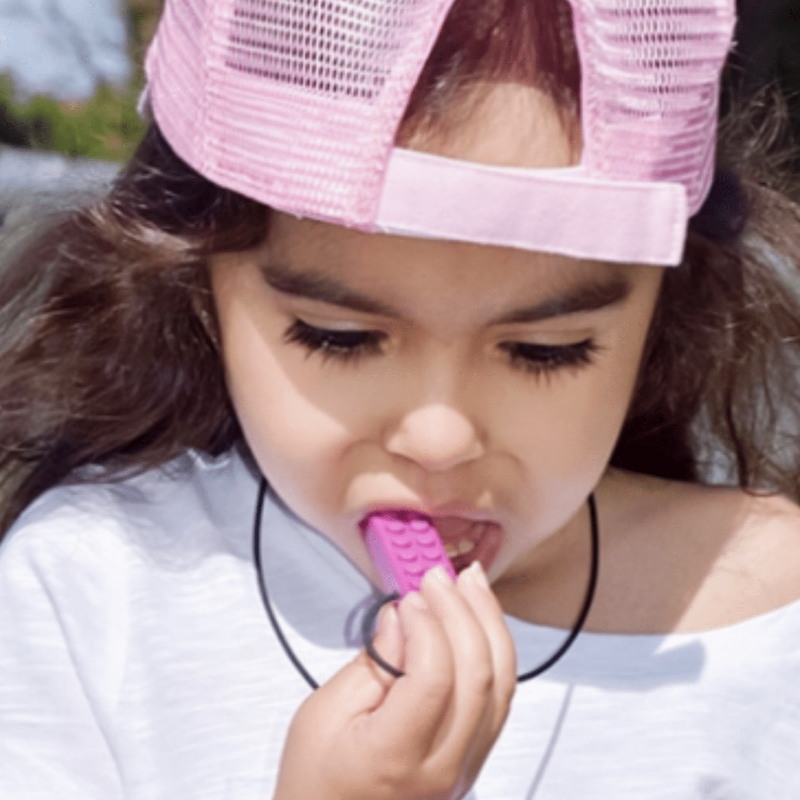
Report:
0,0,162,162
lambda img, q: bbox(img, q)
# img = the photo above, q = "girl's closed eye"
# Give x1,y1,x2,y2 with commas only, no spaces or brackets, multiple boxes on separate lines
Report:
283,318,387,362
500,338,601,376
284,317,600,375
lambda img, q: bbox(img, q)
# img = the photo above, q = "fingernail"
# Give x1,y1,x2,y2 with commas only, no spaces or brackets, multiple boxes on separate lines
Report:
402,591,428,612
466,560,490,589
377,602,399,635
425,565,454,587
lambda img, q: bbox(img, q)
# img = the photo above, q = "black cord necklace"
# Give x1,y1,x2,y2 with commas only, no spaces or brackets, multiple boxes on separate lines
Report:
252,478,599,690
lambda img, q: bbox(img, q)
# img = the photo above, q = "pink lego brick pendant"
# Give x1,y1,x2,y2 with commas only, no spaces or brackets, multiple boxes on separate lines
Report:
362,512,457,595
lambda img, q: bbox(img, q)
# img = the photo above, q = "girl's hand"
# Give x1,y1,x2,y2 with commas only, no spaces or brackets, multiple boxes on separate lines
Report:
273,562,516,800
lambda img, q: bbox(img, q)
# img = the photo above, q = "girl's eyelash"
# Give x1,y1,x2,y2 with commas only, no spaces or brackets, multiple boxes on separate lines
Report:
283,319,386,362
284,318,600,375
499,339,600,376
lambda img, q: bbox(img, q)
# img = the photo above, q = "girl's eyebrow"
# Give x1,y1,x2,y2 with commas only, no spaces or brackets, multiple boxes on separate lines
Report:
260,261,632,322
495,274,632,324
260,262,396,316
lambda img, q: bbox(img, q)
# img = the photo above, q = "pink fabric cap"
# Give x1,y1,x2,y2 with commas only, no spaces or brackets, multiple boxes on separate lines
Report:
145,0,736,266
377,149,688,265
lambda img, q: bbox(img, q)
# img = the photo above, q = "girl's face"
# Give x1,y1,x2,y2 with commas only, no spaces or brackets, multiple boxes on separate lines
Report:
210,84,664,588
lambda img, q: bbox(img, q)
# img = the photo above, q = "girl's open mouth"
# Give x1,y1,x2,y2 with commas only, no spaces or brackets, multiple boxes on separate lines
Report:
431,517,503,574
359,510,504,584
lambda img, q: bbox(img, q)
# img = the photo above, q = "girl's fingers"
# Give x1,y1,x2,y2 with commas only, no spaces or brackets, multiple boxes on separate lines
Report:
304,602,407,726
369,602,406,691
287,568,515,800
451,563,517,780
456,563,517,726
415,566,503,760
372,590,456,758
344,565,515,778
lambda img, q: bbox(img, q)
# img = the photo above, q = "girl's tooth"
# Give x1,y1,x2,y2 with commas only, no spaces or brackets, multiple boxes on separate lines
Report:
443,539,477,560
444,543,460,559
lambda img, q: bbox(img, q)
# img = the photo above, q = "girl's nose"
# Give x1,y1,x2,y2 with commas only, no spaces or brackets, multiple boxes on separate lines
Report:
384,403,484,473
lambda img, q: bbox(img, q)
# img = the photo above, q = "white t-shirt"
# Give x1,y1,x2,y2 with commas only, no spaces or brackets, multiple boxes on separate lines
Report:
1,449,799,799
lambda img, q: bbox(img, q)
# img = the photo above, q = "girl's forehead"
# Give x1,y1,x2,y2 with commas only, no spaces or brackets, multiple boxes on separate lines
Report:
258,211,653,324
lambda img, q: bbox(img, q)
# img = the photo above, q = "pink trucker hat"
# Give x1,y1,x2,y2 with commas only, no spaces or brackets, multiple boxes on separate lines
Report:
144,0,736,266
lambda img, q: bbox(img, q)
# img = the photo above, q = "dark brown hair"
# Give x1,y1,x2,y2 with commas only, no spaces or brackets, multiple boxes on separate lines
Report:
2,0,800,535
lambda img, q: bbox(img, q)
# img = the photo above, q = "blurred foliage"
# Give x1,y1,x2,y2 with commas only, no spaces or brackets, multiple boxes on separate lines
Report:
0,76,146,162
0,0,162,162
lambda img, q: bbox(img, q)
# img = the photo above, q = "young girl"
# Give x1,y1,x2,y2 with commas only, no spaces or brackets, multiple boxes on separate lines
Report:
3,0,800,797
